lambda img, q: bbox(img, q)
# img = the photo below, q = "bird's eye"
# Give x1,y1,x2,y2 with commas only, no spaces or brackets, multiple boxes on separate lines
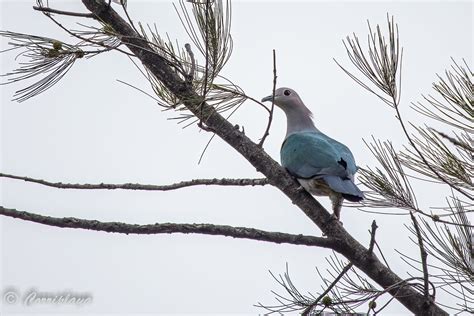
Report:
283,89,291,96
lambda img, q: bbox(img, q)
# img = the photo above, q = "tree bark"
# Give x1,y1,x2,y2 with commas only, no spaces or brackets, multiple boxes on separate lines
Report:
79,1,448,314
0,206,336,247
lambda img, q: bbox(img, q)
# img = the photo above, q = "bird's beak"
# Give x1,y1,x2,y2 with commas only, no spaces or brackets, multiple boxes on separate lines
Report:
261,95,273,103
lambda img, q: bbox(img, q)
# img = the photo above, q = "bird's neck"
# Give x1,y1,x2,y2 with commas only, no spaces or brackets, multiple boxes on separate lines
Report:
285,107,318,137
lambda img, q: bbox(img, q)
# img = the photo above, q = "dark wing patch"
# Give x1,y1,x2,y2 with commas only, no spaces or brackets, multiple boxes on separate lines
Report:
338,158,347,169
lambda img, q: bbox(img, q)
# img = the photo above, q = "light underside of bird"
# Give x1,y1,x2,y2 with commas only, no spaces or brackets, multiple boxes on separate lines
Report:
297,177,362,202
262,87,364,219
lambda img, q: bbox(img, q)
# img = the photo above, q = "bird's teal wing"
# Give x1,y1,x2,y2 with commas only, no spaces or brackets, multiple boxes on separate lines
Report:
281,131,363,200
281,132,352,179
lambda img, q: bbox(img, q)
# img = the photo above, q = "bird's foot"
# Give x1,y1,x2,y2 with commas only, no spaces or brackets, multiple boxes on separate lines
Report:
329,213,344,227
322,214,343,236
296,185,307,194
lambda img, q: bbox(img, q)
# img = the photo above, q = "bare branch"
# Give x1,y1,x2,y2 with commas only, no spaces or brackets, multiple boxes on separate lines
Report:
368,220,378,254
409,212,432,303
33,5,95,18
0,172,269,191
258,49,277,147
0,205,336,248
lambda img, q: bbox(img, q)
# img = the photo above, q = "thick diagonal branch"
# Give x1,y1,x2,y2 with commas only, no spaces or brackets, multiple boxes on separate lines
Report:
73,2,447,314
0,206,335,248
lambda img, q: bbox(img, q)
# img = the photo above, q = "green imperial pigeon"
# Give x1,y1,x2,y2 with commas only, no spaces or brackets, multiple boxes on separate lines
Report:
262,87,364,219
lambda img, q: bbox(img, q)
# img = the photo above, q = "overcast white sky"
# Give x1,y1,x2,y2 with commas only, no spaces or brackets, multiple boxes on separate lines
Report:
1,0,472,315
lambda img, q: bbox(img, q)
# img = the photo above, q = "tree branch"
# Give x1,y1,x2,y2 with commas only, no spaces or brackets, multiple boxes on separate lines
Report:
258,49,277,147
0,172,269,191
368,220,378,254
0,205,336,248
409,212,432,303
33,5,95,18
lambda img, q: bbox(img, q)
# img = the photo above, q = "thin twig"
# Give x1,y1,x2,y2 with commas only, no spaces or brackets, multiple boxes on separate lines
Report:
119,0,141,36
409,211,432,303
301,263,354,315
375,241,391,270
0,172,269,191
258,49,277,147
212,83,270,113
431,129,473,152
368,220,378,254
0,205,336,248
359,195,473,228
197,96,246,164
302,220,379,315
184,43,195,86
37,5,133,57
113,1,140,40
33,6,95,18
198,0,211,128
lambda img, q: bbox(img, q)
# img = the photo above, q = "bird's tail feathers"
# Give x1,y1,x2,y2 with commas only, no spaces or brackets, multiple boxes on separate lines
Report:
322,175,364,202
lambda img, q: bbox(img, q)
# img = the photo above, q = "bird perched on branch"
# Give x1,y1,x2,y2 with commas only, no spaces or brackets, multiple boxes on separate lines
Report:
262,87,364,219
